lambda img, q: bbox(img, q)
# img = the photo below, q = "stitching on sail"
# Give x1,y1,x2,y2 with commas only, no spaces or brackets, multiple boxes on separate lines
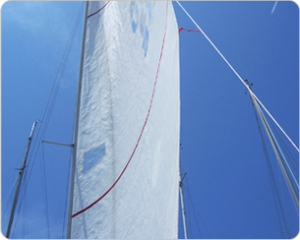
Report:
72,1,169,218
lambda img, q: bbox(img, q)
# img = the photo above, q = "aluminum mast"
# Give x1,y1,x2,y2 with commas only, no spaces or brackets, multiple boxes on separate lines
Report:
6,122,37,238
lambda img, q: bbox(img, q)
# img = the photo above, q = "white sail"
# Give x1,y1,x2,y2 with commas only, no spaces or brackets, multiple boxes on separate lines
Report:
71,1,180,238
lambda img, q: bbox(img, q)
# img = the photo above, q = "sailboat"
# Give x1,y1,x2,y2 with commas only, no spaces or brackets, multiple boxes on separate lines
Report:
2,1,299,239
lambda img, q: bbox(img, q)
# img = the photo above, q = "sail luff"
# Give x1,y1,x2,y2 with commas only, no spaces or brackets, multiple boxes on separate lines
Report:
66,2,89,238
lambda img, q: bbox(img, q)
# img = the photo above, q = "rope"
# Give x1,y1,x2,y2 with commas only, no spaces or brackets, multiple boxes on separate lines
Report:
175,1,299,153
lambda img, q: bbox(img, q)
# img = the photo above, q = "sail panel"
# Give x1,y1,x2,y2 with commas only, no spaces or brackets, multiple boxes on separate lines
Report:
71,1,180,238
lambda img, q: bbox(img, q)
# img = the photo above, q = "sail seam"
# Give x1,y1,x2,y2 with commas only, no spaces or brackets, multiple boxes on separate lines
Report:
72,1,169,218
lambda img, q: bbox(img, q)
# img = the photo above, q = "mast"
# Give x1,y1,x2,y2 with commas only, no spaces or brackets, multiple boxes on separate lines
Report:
246,81,299,210
179,168,188,239
6,122,37,238
66,1,89,238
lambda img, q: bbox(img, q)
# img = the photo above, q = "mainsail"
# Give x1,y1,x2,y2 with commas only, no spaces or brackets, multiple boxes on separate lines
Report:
70,1,180,238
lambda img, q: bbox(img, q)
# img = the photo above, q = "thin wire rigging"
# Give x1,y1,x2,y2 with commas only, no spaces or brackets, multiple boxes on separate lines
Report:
175,1,299,153
1,178,18,230
6,3,84,238
250,95,289,238
184,174,212,239
267,114,298,175
21,1,83,206
182,182,202,238
260,107,299,188
180,160,212,239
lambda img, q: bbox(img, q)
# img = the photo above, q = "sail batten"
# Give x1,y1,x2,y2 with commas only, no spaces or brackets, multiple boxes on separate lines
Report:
71,1,180,238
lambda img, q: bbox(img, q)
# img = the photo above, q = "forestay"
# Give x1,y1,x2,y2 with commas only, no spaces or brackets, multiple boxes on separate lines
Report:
71,1,180,238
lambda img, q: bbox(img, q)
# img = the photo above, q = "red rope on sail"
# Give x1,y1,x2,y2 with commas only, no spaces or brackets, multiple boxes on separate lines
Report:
87,1,110,19
179,27,200,34
72,2,169,219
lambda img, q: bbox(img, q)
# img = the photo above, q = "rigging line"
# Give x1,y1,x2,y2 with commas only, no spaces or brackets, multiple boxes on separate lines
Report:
29,40,69,160
2,178,18,217
43,3,81,131
44,6,81,125
250,96,288,238
256,98,299,153
23,5,82,195
27,3,82,165
41,143,51,239
267,114,298,175
11,203,22,237
10,181,26,238
182,180,202,239
39,9,80,142
175,1,299,153
259,105,299,188
184,173,212,239
23,181,29,238
25,11,81,195
275,157,294,219
22,194,25,238
254,95,299,213
11,9,82,236
273,128,298,174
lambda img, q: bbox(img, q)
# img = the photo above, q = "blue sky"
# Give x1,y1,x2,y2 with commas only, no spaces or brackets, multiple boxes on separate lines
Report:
1,1,299,239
